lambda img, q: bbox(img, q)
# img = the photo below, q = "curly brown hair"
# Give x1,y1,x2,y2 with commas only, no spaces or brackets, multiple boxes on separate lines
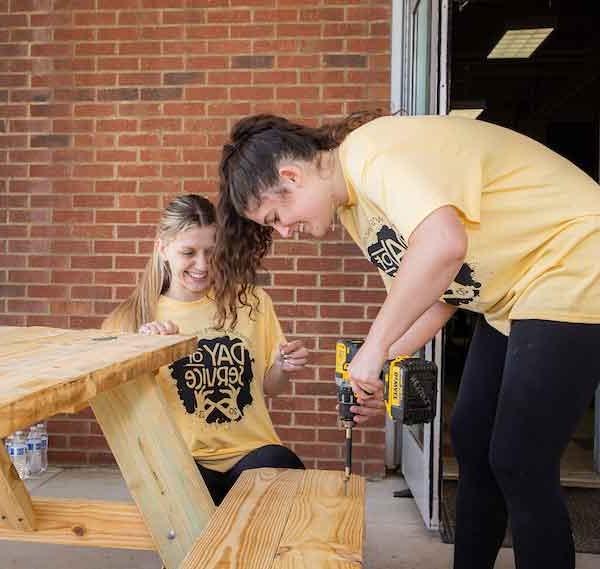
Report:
212,110,385,328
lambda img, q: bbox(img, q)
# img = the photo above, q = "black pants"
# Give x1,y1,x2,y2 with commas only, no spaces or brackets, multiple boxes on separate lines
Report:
196,444,304,506
451,317,600,569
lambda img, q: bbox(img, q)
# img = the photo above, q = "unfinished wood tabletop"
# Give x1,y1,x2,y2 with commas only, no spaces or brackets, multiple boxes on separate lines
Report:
0,326,197,437
180,468,365,569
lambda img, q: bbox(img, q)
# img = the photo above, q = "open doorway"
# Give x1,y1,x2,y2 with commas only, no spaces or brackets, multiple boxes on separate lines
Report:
440,0,600,550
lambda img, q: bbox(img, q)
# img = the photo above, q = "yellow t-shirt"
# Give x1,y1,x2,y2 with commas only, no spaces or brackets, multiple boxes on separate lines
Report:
155,287,284,472
338,115,600,335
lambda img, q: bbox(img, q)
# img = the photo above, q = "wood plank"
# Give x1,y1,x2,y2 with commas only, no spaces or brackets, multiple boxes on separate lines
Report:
0,327,197,437
91,371,215,569
272,471,364,569
0,497,153,549
180,469,365,569
0,326,71,360
0,444,35,531
180,469,305,569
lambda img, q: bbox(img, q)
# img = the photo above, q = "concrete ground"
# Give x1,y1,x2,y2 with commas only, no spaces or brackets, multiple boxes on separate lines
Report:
1,467,598,569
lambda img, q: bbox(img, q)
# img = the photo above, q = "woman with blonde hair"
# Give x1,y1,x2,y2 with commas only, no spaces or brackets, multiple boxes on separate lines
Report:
104,194,308,505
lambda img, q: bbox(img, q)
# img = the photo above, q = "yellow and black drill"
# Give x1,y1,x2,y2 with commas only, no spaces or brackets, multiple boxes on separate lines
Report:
335,339,438,480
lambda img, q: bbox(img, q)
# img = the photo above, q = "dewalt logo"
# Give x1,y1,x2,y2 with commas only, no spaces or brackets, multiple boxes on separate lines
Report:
391,365,402,407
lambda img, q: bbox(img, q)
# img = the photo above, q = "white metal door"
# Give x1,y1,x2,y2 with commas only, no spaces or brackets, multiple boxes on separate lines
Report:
390,0,449,529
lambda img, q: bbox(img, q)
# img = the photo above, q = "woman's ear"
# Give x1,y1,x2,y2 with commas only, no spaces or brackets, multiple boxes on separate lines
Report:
278,163,302,186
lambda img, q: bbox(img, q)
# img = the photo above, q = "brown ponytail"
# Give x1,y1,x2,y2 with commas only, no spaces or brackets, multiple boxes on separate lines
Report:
318,109,388,146
213,110,386,328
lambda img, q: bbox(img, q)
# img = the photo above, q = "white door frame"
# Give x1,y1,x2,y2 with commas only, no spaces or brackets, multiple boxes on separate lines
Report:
390,0,449,529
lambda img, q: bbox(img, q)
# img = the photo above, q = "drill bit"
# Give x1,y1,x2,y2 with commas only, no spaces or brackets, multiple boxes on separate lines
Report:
343,422,352,496
344,425,352,479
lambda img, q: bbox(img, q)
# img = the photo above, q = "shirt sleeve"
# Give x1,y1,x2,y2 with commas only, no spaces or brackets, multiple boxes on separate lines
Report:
362,147,483,240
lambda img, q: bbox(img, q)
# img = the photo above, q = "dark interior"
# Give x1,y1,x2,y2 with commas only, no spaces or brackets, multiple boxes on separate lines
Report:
450,0,599,178
444,0,599,472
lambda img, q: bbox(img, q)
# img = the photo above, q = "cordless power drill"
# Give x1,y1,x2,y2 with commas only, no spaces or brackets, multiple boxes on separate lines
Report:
335,339,438,480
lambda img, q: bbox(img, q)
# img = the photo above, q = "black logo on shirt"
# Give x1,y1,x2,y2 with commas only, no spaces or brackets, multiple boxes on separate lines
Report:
443,263,481,306
168,336,254,425
366,223,481,306
367,225,408,276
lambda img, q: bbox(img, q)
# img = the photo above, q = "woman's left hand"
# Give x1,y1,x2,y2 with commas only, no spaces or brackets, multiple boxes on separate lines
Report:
276,340,309,373
351,397,386,424
138,320,179,336
347,341,387,401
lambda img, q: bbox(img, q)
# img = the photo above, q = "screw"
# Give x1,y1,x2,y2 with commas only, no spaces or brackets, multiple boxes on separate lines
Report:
167,530,176,540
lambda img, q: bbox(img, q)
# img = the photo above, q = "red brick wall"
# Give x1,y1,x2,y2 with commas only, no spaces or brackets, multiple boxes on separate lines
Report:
0,0,391,476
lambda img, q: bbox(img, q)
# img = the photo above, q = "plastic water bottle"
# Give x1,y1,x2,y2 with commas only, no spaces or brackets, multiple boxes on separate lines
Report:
4,435,12,453
10,431,29,479
27,427,43,477
36,422,48,473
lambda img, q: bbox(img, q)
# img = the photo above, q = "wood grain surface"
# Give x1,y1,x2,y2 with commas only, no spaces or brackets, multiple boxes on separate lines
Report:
180,468,365,569
0,496,153,549
91,371,215,568
0,326,197,437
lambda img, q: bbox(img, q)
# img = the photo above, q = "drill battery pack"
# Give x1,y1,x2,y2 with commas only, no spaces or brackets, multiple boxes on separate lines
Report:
382,356,438,425
335,339,438,426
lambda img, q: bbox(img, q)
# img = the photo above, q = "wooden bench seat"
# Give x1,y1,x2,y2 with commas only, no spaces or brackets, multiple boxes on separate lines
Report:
179,468,365,569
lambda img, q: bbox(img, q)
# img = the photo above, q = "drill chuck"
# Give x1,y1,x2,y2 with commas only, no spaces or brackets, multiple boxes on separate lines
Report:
338,382,356,423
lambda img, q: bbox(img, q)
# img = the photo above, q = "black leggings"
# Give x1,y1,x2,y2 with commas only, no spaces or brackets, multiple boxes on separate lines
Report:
450,317,600,569
196,444,304,506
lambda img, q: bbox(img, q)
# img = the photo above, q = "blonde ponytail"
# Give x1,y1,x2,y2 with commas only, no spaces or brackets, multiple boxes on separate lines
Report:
102,246,168,333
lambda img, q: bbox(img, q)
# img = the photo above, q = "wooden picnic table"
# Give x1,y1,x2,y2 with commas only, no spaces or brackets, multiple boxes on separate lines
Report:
0,325,215,568
0,326,365,568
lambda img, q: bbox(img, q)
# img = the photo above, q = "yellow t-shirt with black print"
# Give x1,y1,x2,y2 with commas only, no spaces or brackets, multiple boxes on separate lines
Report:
155,287,284,472
338,115,600,335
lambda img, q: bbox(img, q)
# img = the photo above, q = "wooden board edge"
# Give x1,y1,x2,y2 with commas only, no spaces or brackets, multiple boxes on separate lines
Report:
0,497,154,550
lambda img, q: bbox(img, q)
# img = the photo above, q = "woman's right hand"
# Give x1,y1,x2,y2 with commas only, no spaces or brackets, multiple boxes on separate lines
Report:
138,320,180,335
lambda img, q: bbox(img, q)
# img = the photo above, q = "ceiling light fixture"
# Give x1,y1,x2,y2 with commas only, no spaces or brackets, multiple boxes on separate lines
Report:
487,27,554,59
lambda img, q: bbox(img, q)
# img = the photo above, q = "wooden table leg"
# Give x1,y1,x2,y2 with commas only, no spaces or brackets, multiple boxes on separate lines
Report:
0,444,36,531
90,371,215,569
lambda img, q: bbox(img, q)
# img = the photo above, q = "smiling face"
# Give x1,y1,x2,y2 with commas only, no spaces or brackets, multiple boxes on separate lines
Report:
243,160,338,238
159,224,216,302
